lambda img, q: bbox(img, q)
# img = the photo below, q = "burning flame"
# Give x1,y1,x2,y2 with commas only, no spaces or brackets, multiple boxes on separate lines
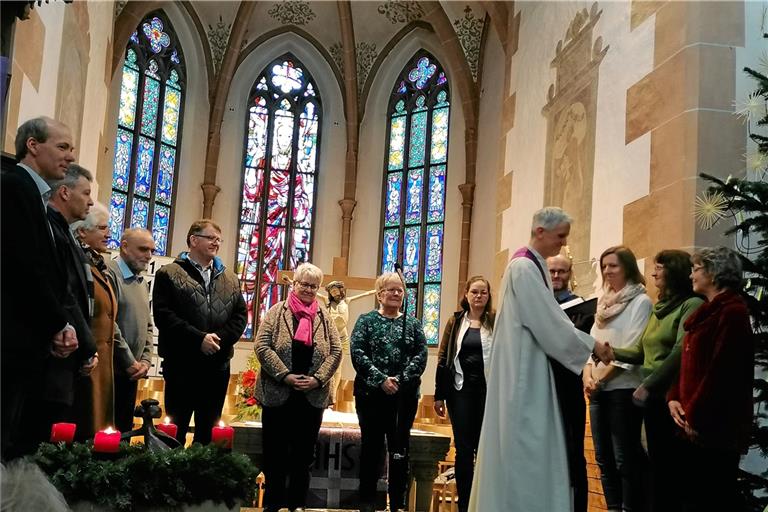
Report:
218,420,226,428
104,426,115,434
164,416,171,425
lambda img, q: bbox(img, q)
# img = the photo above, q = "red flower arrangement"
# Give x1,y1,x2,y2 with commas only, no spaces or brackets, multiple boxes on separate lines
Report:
235,355,261,421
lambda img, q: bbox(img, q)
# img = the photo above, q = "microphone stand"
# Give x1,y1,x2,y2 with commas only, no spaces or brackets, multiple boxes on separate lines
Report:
390,263,410,507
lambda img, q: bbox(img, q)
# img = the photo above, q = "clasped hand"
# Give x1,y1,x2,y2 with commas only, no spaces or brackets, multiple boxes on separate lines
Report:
284,373,320,391
51,325,78,358
200,333,221,355
380,376,399,395
592,340,614,365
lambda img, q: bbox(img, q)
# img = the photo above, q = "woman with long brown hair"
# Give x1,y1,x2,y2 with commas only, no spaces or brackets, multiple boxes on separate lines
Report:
584,246,651,512
434,276,495,512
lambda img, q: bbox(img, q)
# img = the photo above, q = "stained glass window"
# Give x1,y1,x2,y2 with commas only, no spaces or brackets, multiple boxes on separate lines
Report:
237,55,322,338
380,52,450,345
108,12,185,255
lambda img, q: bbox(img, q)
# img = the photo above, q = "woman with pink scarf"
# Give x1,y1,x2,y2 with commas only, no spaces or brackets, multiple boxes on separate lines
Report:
583,246,652,512
254,262,342,512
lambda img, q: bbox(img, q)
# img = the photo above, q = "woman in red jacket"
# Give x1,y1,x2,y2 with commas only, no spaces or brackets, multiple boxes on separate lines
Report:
667,246,754,511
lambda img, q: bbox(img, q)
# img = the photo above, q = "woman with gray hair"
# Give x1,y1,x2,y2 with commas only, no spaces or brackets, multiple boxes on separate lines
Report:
350,272,428,512
71,202,116,437
667,247,754,510
254,262,342,512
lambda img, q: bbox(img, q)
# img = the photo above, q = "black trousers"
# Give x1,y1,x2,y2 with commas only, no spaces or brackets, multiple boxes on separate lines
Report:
643,395,684,512
446,381,486,512
163,363,229,445
679,440,742,512
114,375,139,433
551,360,589,512
261,391,324,511
355,388,419,510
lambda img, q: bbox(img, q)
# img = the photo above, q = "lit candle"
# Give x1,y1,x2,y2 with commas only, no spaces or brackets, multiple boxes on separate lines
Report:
50,423,76,444
211,421,234,449
156,416,178,438
93,426,121,453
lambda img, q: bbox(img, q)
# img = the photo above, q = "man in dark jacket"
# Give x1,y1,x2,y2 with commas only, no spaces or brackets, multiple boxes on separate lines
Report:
1,117,79,460
153,219,247,445
547,254,594,512
44,163,99,433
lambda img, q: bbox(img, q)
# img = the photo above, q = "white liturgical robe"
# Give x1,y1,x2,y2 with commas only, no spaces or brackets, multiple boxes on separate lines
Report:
469,247,594,512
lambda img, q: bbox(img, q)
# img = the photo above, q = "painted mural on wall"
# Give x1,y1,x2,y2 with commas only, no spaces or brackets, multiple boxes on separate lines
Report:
542,2,608,296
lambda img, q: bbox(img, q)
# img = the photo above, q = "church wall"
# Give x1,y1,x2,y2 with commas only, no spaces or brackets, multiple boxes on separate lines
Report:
4,1,114,175
356,28,467,393
497,1,654,297
469,21,504,285
98,2,211,258
496,1,749,299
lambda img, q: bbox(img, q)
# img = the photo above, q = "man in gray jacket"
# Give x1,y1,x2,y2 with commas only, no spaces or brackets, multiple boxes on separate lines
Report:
107,228,156,432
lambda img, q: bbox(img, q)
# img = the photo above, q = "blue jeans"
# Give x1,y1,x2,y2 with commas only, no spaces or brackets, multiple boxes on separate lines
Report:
589,388,645,511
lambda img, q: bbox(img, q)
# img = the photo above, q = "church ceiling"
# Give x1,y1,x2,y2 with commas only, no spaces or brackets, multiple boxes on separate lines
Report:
184,1,488,89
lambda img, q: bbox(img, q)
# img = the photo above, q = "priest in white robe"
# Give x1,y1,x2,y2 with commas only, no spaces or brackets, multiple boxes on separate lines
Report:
469,207,613,512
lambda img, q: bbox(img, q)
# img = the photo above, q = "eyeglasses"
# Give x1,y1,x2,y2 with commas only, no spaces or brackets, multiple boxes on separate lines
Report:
194,234,222,244
295,281,319,291
383,288,404,295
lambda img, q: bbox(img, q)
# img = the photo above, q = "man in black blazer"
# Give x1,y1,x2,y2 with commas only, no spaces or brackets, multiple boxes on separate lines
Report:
1,117,80,460
44,163,99,434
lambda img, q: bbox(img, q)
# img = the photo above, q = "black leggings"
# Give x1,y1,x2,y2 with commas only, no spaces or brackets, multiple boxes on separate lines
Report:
355,388,419,510
446,381,486,512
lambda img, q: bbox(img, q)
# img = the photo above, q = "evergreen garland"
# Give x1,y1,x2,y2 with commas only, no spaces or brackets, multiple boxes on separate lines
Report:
30,442,259,511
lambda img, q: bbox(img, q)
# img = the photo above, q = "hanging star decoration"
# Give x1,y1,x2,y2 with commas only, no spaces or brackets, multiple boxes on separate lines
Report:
693,190,729,230
734,91,766,122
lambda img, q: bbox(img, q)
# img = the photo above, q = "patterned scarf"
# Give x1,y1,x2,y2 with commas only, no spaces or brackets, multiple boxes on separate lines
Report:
287,291,318,347
595,283,646,328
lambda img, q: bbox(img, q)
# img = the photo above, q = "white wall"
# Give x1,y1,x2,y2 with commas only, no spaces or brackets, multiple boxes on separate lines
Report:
469,21,504,281
501,1,654,295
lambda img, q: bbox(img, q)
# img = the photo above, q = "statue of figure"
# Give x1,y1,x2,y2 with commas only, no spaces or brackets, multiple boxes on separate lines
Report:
318,281,376,405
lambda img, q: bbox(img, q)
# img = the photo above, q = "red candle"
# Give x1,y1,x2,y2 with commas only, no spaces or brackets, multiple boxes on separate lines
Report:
211,421,234,449
50,423,76,444
156,417,178,438
93,427,121,453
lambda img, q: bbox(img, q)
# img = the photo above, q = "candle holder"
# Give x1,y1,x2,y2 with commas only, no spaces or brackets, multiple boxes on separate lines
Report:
120,398,181,451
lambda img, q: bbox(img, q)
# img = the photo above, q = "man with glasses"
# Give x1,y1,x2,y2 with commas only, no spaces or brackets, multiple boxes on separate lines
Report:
546,254,593,512
153,219,247,445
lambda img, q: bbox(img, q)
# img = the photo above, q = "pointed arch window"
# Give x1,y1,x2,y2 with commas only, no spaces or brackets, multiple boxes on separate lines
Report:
380,52,450,346
107,12,185,256
237,55,322,338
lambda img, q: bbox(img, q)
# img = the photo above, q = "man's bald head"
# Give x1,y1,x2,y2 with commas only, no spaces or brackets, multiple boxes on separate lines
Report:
546,254,572,292
120,228,155,273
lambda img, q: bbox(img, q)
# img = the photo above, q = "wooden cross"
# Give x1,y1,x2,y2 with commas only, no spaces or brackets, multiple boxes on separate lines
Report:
279,257,377,291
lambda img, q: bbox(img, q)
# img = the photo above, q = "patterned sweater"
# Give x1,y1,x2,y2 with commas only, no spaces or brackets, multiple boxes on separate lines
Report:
350,310,428,390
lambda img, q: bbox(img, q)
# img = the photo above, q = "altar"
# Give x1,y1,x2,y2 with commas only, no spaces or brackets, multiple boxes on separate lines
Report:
232,411,451,511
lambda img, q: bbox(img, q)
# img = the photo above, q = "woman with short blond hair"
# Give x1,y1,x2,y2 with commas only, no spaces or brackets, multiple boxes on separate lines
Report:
254,262,342,512
351,272,428,512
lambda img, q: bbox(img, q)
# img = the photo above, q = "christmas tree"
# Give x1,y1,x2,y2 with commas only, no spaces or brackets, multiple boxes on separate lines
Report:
697,56,768,510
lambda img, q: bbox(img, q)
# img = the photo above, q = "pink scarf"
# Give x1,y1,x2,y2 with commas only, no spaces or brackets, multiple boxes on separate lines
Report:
287,291,318,346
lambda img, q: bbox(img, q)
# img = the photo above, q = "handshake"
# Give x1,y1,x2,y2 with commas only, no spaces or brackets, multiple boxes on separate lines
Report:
592,340,614,365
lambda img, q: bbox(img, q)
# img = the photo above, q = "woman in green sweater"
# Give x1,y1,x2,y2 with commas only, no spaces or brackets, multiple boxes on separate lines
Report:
612,250,703,512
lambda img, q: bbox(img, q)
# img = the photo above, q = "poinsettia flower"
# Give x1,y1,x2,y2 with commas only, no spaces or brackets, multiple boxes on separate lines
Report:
245,397,258,406
242,369,257,388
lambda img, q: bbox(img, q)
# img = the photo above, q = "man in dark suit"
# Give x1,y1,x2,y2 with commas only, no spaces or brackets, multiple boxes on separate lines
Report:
547,254,594,512
1,117,80,460
44,163,99,433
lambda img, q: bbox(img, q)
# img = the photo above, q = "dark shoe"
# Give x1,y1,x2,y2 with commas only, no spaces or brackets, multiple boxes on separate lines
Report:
359,503,376,512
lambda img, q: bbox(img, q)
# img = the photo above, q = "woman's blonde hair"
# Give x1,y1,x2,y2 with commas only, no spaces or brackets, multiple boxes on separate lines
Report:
375,272,403,294
293,262,324,285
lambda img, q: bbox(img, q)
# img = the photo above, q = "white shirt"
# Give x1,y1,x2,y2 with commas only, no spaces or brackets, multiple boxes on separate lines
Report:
589,292,652,391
